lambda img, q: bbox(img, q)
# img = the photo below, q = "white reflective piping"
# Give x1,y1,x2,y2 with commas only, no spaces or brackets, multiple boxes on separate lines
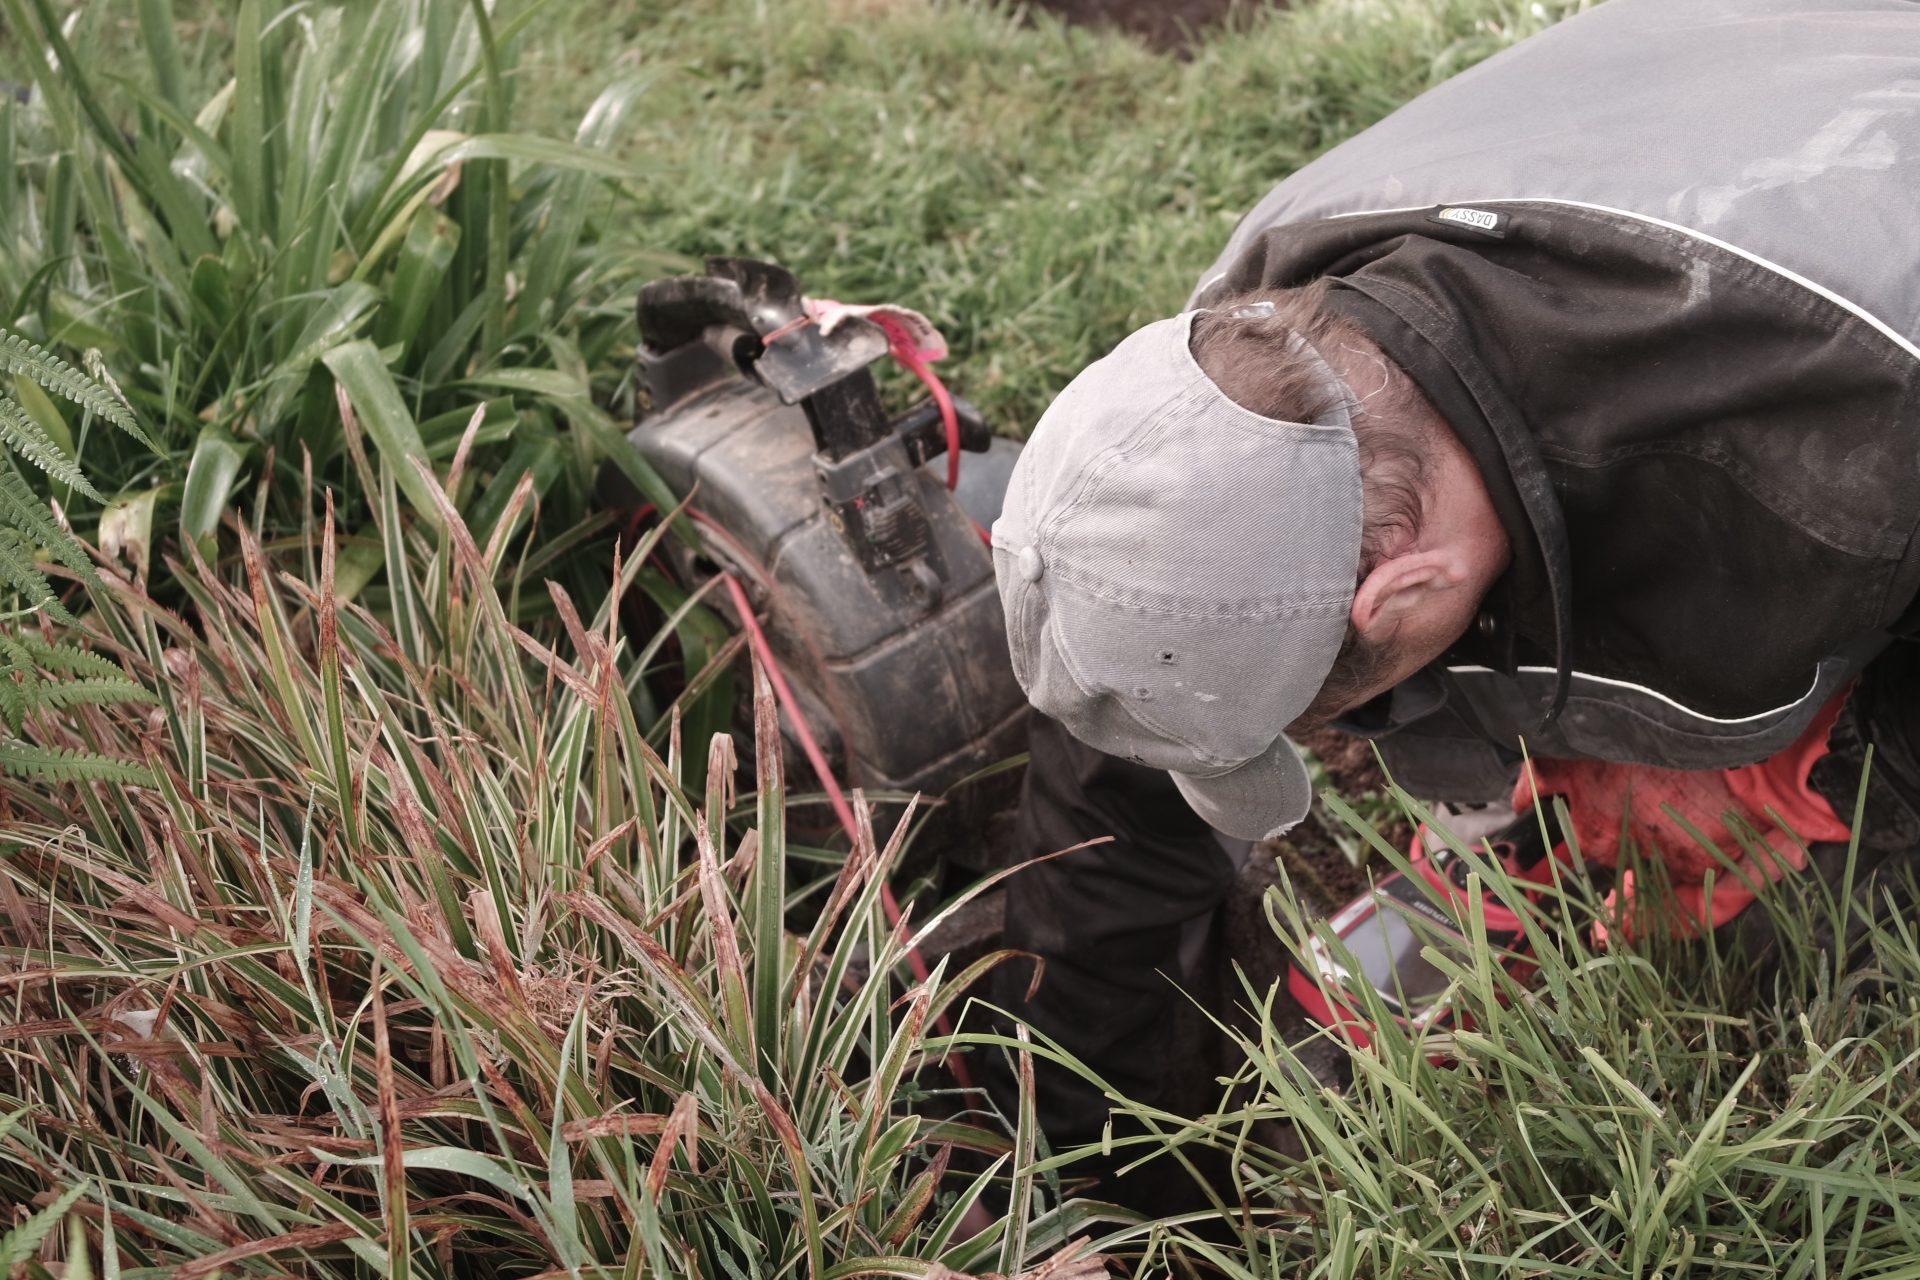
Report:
1323,197,1920,362
1325,201,1498,217
1447,664,1821,726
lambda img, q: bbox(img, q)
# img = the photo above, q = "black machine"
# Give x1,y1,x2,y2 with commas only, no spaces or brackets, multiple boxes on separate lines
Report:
613,258,1029,863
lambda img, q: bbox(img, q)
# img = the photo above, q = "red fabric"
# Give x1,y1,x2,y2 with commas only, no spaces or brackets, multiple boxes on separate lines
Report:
1513,693,1851,937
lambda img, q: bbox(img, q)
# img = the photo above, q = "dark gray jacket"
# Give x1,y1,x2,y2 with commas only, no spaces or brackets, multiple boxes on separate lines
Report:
1193,0,1920,800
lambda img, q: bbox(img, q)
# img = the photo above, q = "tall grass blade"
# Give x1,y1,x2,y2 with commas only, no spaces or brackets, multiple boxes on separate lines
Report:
322,342,441,532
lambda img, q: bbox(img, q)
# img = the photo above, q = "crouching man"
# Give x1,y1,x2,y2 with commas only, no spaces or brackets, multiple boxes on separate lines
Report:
985,0,1920,1202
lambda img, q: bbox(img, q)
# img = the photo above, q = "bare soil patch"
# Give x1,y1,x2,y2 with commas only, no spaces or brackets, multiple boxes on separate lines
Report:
1026,0,1282,54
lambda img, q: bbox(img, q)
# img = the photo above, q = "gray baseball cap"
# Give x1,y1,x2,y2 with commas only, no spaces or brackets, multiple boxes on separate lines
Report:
992,309,1362,841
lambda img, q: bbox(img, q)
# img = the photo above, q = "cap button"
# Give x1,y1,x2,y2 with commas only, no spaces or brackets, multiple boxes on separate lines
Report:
1017,546,1045,583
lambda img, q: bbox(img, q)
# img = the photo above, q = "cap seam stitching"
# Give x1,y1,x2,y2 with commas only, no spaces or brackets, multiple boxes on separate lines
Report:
1044,566,1354,618
1038,313,1218,549
1039,376,1209,550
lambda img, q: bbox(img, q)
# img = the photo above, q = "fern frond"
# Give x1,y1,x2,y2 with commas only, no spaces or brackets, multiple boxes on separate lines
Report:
0,329,154,449
10,675,157,713
0,670,155,730
0,464,99,588
0,740,152,786
0,632,149,733
0,396,102,500
0,534,71,623
1,634,132,682
0,633,29,670
0,678,22,735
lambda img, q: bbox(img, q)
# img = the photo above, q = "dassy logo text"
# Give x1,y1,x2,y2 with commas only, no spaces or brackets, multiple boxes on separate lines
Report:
1435,206,1501,232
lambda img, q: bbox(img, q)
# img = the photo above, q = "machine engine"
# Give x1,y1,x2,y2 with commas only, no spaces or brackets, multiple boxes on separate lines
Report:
614,258,1028,867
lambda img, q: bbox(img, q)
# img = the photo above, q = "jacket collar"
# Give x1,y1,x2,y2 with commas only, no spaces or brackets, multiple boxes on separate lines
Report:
1324,261,1575,725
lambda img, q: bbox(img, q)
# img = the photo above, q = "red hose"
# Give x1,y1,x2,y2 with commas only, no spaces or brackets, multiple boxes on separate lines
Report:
720,571,861,844
896,351,991,547
623,329,990,1084
678,513,973,1090
897,350,964,493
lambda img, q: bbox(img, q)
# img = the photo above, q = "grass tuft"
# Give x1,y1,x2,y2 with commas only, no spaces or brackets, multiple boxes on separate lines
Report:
1103,790,1920,1275
0,453,1065,1275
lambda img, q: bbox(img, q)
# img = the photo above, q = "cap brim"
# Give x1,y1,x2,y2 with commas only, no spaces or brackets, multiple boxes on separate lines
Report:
1170,736,1315,842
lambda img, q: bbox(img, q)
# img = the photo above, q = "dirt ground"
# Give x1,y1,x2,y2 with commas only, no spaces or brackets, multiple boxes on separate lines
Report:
1027,0,1280,54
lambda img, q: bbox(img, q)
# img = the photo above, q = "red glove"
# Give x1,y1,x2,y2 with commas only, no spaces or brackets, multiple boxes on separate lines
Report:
1514,694,1850,937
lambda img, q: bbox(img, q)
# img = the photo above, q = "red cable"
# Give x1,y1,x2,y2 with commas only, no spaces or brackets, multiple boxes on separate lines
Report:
891,355,990,543
771,301,985,539
896,351,963,493
767,304,961,492
684,515,973,1091
720,571,861,843
719,570,975,1091
629,322,988,1083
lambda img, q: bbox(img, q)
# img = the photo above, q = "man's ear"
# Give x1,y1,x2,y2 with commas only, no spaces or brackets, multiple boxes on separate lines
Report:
1350,549,1472,639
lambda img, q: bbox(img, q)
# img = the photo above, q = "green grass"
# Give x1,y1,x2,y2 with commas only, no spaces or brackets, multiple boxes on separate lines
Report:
1072,792,1920,1276
545,0,1591,438
0,0,679,610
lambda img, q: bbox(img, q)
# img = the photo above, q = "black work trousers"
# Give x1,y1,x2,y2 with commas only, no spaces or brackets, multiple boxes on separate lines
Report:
984,711,1240,1153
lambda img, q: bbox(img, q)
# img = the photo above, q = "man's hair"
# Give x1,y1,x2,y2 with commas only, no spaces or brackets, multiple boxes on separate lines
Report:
1189,281,1435,728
